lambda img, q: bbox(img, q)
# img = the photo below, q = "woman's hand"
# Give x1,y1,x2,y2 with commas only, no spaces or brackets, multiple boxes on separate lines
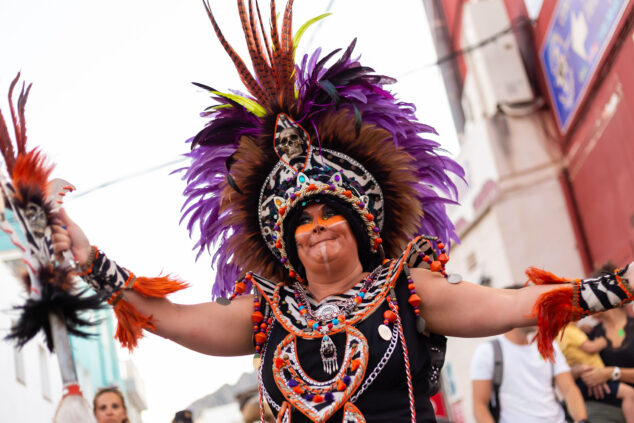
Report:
580,366,611,392
50,208,91,266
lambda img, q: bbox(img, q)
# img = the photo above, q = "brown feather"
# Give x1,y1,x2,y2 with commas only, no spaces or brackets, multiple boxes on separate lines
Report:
247,0,278,97
255,0,274,74
237,0,274,103
17,82,32,154
279,0,295,102
269,0,283,87
202,0,266,101
0,107,16,174
8,73,22,150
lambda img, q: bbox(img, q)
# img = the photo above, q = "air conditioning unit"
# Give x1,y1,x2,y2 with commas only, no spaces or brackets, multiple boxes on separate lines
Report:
461,0,534,117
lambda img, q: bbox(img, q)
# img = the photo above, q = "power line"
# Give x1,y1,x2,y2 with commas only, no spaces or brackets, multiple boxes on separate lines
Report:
70,157,188,199
397,17,535,79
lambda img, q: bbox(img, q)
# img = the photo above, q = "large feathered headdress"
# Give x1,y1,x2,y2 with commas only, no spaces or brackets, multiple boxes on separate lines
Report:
182,0,464,298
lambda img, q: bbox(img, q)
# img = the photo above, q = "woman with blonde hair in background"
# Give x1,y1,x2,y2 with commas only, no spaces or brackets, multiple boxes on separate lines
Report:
93,387,129,423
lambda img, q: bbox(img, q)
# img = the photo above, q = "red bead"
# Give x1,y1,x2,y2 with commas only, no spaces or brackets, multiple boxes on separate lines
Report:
234,282,246,294
430,261,442,272
260,323,268,330
407,283,415,290
275,357,285,369
275,240,282,249
438,253,449,265
251,311,264,323
313,395,324,403
293,386,304,394
344,190,352,198
337,381,347,391
365,213,374,221
408,294,422,307
422,255,430,262
437,242,445,249
245,273,253,280
289,270,296,278
383,310,397,323
278,206,287,216
254,332,267,344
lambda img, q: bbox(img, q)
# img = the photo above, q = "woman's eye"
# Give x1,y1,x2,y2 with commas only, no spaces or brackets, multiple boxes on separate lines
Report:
298,216,312,225
322,208,337,219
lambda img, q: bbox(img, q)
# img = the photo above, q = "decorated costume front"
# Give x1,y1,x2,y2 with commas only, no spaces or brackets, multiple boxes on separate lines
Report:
8,1,633,423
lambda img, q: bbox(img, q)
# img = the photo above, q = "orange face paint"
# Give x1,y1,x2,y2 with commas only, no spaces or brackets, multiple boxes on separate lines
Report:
294,214,346,237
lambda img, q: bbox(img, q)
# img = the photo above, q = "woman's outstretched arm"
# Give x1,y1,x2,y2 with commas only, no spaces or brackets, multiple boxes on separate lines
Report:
412,268,556,337
52,208,254,357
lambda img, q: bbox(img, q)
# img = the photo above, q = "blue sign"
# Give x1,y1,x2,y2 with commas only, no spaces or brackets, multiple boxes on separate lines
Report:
540,0,630,132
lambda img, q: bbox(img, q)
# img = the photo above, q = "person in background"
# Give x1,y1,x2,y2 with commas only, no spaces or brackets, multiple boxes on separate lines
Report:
93,386,129,423
470,287,587,423
559,320,634,422
572,306,634,423
172,409,193,423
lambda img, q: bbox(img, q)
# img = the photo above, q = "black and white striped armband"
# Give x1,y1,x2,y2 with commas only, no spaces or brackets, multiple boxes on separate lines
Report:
77,246,135,304
574,265,634,315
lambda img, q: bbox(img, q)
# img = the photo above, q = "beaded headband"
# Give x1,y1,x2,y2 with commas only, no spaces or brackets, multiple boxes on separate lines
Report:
259,114,384,273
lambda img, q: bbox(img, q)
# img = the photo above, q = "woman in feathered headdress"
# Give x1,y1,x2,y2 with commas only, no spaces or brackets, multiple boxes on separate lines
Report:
52,1,633,422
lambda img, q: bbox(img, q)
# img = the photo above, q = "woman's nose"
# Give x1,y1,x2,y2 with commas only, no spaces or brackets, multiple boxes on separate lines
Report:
312,221,325,232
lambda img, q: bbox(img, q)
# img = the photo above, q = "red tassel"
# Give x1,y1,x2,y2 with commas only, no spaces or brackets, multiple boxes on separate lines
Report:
111,275,188,351
526,267,571,285
526,267,576,361
112,299,155,351
531,286,575,361
131,275,189,298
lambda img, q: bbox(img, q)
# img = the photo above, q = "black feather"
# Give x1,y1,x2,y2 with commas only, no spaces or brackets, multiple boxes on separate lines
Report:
319,80,340,106
352,104,362,138
6,267,104,352
226,174,244,195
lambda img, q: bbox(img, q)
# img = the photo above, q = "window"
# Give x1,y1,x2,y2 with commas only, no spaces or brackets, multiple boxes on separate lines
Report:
13,326,26,384
39,345,51,401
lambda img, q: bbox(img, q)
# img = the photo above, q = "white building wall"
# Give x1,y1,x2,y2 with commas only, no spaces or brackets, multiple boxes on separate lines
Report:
439,3,585,420
0,251,63,422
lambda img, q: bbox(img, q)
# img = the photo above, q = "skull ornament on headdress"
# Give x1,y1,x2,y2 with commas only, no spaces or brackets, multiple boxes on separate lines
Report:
182,0,465,297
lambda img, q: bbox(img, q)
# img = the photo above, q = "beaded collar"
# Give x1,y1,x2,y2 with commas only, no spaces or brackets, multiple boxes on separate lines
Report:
253,263,395,339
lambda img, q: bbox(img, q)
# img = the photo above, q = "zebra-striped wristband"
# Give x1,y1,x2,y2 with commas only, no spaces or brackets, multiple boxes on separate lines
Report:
574,265,634,315
79,247,136,301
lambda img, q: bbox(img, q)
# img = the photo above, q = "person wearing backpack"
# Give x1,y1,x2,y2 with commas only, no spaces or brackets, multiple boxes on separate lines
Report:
470,288,588,423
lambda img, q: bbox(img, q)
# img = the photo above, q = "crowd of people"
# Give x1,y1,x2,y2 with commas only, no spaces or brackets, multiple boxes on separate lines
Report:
471,301,634,423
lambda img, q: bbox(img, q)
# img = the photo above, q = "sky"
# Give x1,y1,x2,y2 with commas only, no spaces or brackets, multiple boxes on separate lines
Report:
0,1,458,422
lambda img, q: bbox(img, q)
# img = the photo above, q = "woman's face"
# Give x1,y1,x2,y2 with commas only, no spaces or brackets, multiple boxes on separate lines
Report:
294,203,358,272
94,392,127,423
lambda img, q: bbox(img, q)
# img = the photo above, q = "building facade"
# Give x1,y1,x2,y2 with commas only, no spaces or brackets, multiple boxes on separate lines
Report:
423,0,634,421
